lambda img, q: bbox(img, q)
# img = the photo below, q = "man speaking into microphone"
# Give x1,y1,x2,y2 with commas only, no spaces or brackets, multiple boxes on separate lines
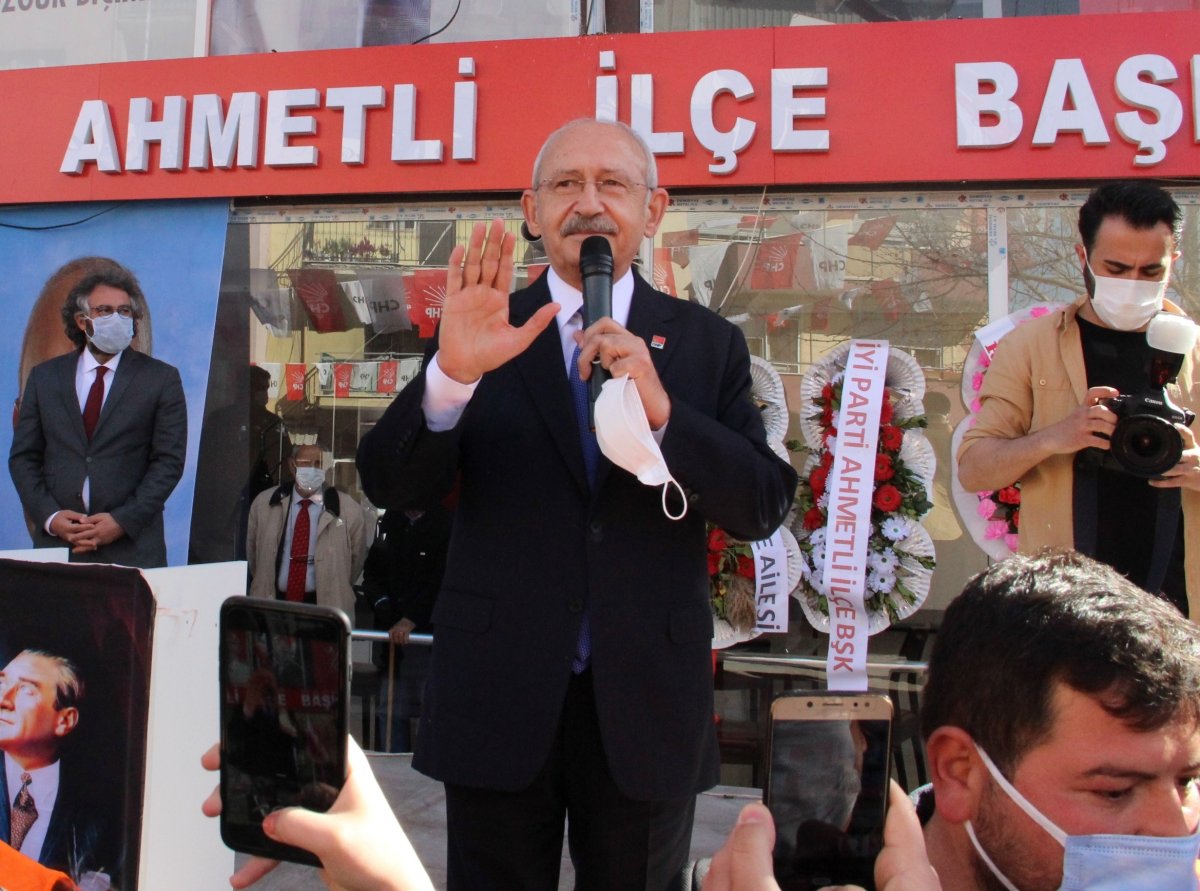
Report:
357,118,797,891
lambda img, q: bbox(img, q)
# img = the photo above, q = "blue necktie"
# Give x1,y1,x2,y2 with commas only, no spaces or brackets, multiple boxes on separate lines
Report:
569,343,597,672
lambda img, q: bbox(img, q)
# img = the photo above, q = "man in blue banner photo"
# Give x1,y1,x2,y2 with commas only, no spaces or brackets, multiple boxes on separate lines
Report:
357,118,797,891
9,259,186,568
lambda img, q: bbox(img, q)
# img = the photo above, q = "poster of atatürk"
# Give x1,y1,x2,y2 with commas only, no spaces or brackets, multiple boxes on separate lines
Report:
0,559,154,890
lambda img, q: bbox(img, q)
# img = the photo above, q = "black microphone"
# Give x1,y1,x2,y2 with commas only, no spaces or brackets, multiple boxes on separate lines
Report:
579,236,613,430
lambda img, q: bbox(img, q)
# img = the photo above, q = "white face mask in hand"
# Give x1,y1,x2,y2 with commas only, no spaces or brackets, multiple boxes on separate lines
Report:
594,375,687,520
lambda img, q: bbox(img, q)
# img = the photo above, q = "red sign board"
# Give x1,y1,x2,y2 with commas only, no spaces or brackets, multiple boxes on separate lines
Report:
0,12,1198,204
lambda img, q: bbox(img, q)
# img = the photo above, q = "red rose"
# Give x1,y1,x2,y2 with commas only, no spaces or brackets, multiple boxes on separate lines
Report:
810,466,829,498
872,484,902,512
820,450,835,470
997,486,1021,505
820,407,834,428
736,555,756,579
708,528,728,552
874,454,895,482
822,383,834,401
880,425,903,452
803,507,825,530
707,551,721,575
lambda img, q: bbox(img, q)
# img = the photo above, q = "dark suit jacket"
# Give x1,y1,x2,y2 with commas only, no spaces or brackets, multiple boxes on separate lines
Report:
9,348,187,568
357,272,797,801
0,759,112,883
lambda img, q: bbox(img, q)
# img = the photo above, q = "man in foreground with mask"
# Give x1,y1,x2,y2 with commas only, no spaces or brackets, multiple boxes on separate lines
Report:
958,181,1200,617
246,443,372,615
9,261,186,567
704,548,1200,891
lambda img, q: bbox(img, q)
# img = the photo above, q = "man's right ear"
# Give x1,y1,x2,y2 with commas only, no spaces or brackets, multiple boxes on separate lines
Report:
926,726,989,825
519,190,541,241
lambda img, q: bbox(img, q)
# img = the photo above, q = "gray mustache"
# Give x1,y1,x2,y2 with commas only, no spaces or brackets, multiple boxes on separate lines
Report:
560,216,618,237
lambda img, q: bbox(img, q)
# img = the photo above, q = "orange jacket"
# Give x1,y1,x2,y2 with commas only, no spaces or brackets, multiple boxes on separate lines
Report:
0,842,76,891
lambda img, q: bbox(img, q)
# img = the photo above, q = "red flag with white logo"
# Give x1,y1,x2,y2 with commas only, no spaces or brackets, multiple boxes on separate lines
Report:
334,363,352,398
287,268,349,333
652,248,677,296
751,233,805,290
378,360,398,393
284,363,306,401
407,269,447,338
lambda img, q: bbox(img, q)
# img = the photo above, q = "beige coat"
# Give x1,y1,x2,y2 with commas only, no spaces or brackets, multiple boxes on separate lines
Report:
246,483,374,617
960,296,1200,617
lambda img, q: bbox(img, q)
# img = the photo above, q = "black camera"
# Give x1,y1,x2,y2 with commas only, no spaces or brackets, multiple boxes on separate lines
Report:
1094,313,1198,479
1102,392,1194,478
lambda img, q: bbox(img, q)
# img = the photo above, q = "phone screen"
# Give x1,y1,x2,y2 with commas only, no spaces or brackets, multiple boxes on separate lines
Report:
219,598,350,866
767,703,892,891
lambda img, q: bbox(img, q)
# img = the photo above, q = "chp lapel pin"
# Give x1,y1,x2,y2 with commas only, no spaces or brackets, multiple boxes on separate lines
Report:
651,335,666,350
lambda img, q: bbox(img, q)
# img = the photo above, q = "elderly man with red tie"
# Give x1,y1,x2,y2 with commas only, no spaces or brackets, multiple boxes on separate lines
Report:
246,443,373,615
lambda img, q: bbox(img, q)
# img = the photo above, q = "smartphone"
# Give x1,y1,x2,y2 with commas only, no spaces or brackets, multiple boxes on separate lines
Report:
219,597,351,867
764,691,894,891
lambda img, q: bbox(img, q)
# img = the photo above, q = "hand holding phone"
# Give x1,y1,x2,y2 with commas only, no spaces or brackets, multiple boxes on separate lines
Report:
765,692,893,891
218,597,351,867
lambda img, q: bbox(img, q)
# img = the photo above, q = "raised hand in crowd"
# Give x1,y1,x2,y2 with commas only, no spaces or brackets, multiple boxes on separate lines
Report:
201,737,434,891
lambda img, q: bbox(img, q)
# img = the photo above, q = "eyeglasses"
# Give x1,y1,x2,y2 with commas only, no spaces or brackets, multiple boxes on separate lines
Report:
84,304,136,319
537,178,647,199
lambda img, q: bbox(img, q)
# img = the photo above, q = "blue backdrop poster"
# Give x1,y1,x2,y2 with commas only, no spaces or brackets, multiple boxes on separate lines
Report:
0,200,228,566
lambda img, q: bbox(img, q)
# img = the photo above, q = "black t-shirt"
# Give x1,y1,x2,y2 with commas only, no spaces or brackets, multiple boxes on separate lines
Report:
1075,316,1187,615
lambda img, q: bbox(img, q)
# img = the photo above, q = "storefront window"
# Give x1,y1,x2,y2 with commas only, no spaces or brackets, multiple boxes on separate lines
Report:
196,188,1198,758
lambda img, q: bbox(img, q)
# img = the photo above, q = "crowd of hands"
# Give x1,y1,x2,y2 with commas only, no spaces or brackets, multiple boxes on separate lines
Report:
201,738,940,891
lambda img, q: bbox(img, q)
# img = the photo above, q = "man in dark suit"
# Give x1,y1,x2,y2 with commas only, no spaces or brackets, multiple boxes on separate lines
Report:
357,119,797,890
0,649,110,886
9,261,186,568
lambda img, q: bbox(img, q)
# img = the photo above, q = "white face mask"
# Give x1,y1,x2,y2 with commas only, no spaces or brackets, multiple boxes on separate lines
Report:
593,375,687,520
966,744,1200,891
293,466,325,495
86,312,134,354
1086,256,1168,331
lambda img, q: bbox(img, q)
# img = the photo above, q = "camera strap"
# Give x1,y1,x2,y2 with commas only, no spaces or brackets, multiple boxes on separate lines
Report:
1073,462,1180,597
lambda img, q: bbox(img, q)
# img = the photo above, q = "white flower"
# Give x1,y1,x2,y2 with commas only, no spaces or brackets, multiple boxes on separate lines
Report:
826,436,838,454
880,517,908,541
869,549,900,573
809,529,826,548
868,570,897,593
817,492,830,510
811,544,826,568
830,371,845,388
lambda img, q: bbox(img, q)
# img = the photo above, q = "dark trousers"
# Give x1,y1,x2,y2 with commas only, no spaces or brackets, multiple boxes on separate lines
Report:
444,670,697,891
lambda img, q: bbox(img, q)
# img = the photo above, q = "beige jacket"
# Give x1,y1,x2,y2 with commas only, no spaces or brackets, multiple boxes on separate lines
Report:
959,296,1200,618
246,483,374,616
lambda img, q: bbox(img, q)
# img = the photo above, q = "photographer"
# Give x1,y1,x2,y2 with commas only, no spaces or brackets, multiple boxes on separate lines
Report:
958,181,1200,616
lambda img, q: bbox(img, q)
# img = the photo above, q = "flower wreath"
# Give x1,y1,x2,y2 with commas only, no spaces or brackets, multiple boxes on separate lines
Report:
950,304,1063,561
709,357,803,648
789,344,937,634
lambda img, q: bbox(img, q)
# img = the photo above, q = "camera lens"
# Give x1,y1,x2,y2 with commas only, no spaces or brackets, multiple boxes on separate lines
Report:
1109,414,1183,478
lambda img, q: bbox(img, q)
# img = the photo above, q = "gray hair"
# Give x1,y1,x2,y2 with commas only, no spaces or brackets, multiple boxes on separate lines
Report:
530,118,659,193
